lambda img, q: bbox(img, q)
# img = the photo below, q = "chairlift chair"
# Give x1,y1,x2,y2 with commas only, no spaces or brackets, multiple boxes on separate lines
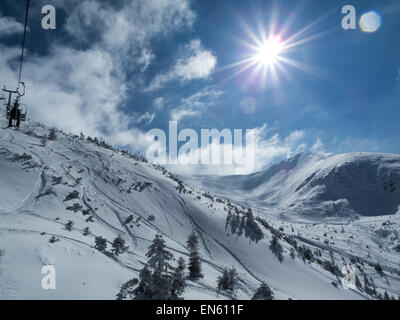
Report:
2,82,27,128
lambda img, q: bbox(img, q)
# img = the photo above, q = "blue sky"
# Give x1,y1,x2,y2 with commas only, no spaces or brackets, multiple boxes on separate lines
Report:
1,0,399,174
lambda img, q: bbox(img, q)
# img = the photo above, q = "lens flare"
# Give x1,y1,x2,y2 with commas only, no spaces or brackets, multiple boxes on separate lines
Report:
240,97,257,114
359,11,382,33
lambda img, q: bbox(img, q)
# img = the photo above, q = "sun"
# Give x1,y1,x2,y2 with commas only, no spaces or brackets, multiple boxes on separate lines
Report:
221,8,328,89
254,35,283,67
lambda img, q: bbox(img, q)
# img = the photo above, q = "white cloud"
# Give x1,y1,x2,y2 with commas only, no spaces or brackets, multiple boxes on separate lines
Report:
167,124,308,176
133,112,156,125
0,13,25,36
153,97,164,110
170,87,223,121
0,0,197,154
145,39,217,91
311,138,325,153
64,0,195,54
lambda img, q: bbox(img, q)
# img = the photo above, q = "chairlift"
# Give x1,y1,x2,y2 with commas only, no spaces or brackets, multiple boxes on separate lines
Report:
2,82,27,128
2,0,30,129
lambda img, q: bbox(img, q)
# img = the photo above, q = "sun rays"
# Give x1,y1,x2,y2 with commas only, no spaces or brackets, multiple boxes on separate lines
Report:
219,6,333,90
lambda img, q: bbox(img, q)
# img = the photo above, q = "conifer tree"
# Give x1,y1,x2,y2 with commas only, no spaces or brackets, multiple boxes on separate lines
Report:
112,235,129,256
94,236,107,252
217,268,231,295
48,128,57,141
252,282,274,300
65,220,74,231
217,267,239,297
132,265,154,300
117,234,185,300
83,227,90,236
169,257,186,300
116,278,139,300
269,235,284,262
146,234,174,299
187,231,203,278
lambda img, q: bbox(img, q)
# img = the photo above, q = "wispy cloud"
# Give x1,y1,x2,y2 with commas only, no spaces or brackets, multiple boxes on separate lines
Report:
170,87,223,121
0,13,25,36
153,97,164,110
133,112,156,125
145,39,217,91
311,137,325,153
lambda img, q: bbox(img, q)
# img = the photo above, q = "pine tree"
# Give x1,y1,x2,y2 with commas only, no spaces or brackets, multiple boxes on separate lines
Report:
95,236,107,252
145,234,174,299
83,227,90,236
65,220,74,231
116,278,139,300
217,267,240,297
217,268,231,295
228,267,239,296
49,235,59,243
48,128,57,141
146,234,174,274
169,257,186,300
187,231,203,278
269,235,284,262
252,282,274,300
112,235,129,256
132,265,154,300
117,234,181,300
41,135,47,146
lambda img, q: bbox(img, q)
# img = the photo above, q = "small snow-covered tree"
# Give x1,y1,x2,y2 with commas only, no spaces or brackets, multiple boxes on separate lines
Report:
252,282,274,300
94,236,107,252
146,234,174,299
269,235,284,263
187,231,203,278
83,227,90,236
217,267,239,297
132,265,154,300
169,257,186,300
217,268,231,295
118,234,184,300
41,135,47,146
147,234,174,274
116,278,138,300
48,128,57,141
65,220,74,231
49,236,59,243
112,235,129,256
228,267,239,296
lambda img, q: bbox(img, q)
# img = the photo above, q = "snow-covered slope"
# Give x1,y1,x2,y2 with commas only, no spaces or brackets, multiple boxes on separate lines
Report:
0,120,399,300
188,152,400,218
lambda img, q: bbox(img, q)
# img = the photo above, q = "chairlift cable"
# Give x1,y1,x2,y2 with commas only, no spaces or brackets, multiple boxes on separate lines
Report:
17,0,30,91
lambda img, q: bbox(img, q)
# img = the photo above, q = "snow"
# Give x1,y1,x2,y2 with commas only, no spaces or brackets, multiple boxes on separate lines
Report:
0,119,399,300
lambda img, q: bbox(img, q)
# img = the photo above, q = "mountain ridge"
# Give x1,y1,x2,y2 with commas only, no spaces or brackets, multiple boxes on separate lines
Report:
184,152,400,218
